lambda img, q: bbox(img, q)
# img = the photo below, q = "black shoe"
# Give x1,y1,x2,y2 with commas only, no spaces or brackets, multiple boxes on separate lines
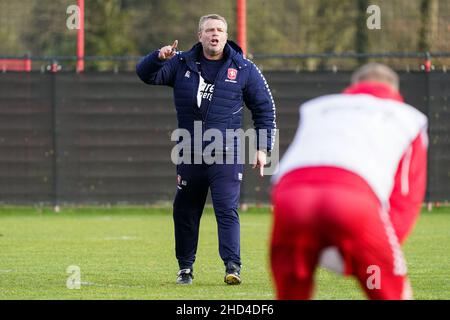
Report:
224,262,241,285
176,268,193,285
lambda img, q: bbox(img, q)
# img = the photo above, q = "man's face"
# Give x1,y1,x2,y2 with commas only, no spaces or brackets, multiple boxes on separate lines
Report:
198,19,228,58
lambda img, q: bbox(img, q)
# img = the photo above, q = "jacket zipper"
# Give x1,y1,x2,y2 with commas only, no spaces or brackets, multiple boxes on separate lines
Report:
203,61,235,125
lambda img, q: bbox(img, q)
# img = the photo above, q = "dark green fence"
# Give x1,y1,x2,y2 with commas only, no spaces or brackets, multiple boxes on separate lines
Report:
0,71,448,204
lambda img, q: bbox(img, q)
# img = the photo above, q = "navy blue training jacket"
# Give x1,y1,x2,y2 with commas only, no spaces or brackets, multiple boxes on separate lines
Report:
136,41,276,152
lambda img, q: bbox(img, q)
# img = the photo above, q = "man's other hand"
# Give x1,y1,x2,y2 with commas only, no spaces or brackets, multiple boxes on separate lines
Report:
253,150,267,177
158,40,178,61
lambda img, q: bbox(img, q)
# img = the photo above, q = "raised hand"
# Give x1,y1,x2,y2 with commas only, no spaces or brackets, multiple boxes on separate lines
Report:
158,40,178,61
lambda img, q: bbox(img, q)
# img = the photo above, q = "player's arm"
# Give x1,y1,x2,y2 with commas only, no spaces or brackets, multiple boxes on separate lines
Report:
243,63,277,176
389,128,428,243
136,40,178,86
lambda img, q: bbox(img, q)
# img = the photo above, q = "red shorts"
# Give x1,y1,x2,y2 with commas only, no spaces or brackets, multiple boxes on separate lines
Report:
270,167,412,300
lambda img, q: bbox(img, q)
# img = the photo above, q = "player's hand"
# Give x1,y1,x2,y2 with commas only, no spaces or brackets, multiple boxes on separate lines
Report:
158,40,178,61
253,150,267,177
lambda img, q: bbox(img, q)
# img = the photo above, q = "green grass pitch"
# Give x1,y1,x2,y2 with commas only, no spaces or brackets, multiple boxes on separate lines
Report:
0,206,448,300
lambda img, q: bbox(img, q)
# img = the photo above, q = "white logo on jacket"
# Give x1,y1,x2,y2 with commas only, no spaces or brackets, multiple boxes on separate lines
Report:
197,74,214,108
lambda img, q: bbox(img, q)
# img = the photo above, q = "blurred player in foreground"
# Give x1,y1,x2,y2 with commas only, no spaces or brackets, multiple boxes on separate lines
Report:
270,63,428,299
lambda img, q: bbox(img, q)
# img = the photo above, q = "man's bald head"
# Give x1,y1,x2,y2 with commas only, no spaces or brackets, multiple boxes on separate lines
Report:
351,63,399,91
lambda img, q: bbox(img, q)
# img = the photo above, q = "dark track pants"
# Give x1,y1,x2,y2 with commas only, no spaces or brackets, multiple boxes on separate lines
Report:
173,162,243,269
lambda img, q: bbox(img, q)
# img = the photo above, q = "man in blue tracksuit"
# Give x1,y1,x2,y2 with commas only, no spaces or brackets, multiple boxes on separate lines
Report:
136,14,276,285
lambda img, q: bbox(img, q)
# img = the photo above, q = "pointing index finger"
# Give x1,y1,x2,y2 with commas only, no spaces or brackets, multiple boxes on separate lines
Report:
171,40,178,50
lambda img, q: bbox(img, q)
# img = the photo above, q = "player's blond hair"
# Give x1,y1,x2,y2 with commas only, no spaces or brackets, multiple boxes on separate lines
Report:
198,14,228,32
351,63,399,91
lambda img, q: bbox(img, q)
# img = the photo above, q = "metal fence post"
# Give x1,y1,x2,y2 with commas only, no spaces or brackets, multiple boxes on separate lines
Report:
50,60,60,211
423,52,432,207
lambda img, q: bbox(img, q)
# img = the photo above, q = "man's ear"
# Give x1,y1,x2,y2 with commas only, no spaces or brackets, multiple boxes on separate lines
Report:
198,32,202,41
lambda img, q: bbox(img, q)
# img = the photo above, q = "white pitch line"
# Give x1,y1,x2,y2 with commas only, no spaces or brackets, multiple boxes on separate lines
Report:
103,236,137,240
80,281,145,289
